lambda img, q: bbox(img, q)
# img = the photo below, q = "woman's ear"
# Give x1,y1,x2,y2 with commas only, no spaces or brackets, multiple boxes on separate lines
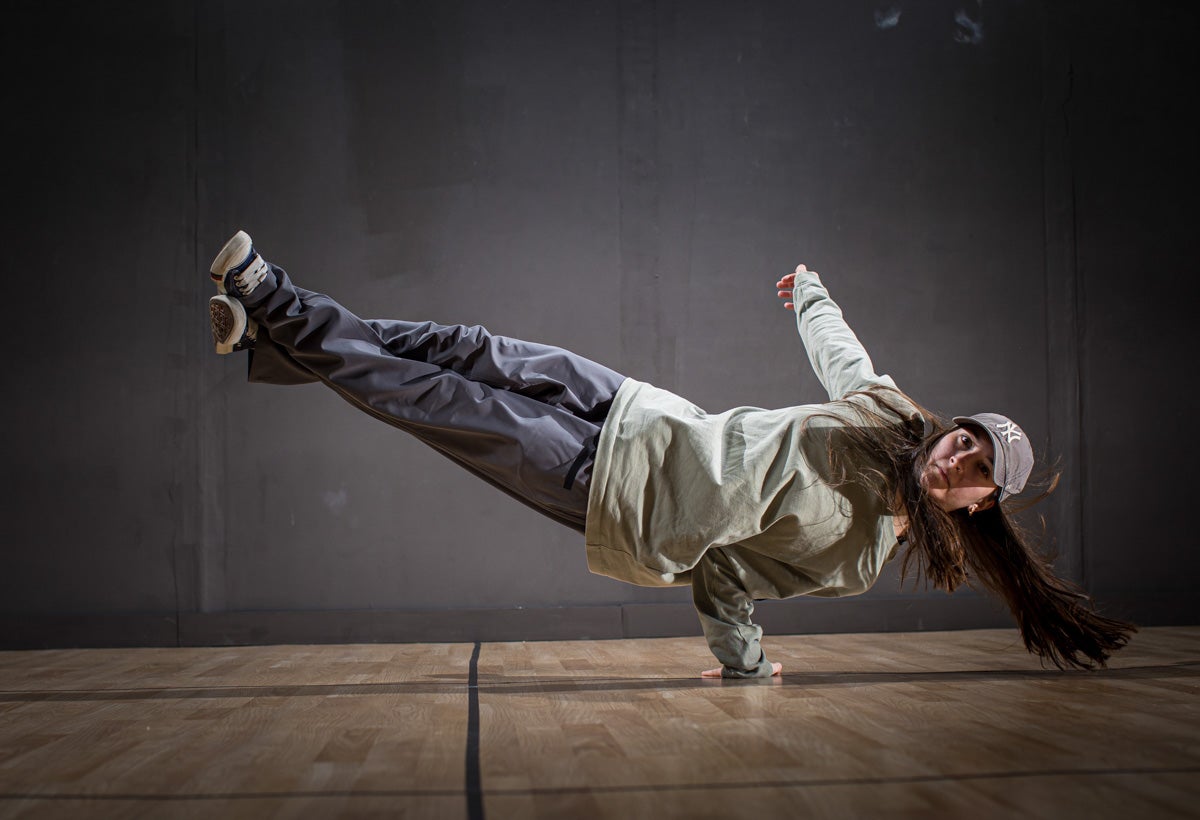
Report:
968,492,999,516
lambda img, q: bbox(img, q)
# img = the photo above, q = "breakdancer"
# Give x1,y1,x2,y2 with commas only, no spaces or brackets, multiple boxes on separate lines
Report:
207,231,1133,677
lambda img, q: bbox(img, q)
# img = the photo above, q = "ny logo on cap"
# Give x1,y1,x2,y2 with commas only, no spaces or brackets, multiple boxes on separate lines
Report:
994,420,1022,443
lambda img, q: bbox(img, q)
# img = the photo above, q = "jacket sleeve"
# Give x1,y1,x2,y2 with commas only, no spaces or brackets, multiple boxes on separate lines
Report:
793,269,897,401
691,548,775,678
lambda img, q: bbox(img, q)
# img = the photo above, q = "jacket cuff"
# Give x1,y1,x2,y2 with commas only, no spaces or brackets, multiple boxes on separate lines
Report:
720,651,774,678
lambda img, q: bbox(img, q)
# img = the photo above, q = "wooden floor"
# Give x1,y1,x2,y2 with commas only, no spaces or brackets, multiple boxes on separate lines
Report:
0,628,1197,819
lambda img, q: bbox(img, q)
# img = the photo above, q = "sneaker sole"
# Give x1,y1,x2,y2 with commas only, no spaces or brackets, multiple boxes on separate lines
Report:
210,295,248,355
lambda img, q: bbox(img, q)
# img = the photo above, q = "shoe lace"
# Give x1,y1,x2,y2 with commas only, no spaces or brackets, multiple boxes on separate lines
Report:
233,255,268,295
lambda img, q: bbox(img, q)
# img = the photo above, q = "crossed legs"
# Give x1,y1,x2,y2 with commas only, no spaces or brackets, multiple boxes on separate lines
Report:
229,260,626,532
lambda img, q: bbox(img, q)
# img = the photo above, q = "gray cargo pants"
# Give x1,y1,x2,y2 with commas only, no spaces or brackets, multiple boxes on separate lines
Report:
238,264,627,533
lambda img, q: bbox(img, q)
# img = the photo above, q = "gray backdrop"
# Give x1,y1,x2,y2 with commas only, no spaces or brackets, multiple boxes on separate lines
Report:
3,0,1195,648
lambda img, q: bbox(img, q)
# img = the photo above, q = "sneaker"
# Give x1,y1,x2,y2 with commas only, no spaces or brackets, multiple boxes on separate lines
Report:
209,294,258,354
210,229,270,297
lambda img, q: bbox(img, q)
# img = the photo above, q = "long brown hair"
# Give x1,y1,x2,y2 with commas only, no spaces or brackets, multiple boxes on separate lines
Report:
808,386,1135,670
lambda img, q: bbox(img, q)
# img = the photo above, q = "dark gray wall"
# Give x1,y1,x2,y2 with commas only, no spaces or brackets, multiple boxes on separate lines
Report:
2,0,1195,648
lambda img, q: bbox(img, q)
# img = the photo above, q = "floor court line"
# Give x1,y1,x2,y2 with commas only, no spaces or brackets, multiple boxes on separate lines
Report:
466,640,484,820
1,766,1197,802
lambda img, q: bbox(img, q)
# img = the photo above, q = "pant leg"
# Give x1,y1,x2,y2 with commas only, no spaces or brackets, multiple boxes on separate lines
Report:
362,318,625,423
247,335,319,385
237,264,624,531
248,281,626,418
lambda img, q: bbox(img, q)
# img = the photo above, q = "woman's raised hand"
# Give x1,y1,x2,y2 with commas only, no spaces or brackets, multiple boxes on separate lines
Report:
775,263,810,312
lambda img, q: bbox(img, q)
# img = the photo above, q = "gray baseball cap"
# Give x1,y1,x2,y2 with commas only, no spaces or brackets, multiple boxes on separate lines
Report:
951,412,1034,501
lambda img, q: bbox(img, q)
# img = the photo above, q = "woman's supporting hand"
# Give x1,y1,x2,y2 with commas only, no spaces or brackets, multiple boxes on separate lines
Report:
776,264,811,312
700,662,783,678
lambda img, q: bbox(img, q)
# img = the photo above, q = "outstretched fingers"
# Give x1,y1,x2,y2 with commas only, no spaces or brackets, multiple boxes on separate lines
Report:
776,264,807,311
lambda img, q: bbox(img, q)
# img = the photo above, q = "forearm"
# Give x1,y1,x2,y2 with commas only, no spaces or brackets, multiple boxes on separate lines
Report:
692,549,776,678
696,609,776,677
792,268,895,400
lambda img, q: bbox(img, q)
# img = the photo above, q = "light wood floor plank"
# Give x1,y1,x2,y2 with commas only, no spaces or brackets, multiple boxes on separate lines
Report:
0,627,1196,818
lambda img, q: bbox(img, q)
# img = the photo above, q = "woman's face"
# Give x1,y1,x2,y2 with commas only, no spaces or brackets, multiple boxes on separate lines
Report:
920,425,1000,512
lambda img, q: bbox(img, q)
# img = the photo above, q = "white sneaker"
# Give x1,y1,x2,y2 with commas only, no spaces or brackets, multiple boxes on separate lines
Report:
209,230,269,297
209,294,258,354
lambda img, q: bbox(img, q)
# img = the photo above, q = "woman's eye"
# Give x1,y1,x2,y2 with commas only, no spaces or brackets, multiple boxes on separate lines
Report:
960,434,970,447
981,465,990,478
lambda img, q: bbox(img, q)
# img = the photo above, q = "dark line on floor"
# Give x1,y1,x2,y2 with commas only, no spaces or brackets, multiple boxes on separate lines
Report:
0,765,1195,802
4,662,1195,705
496,765,1200,796
466,640,484,820
0,682,468,702
0,791,463,802
2,658,1196,703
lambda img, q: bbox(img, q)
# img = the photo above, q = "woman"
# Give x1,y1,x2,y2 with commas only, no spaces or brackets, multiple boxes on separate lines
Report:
208,230,1134,678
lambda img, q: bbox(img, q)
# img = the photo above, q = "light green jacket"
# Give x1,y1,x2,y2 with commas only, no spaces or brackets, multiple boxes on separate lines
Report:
583,270,923,676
